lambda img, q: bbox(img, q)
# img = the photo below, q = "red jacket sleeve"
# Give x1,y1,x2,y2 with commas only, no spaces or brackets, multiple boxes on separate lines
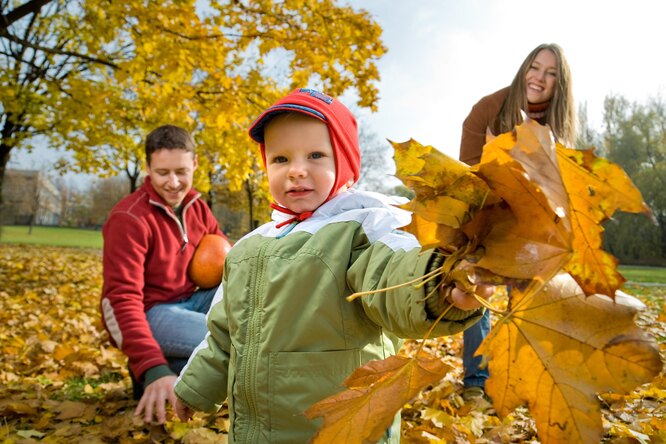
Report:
101,212,167,379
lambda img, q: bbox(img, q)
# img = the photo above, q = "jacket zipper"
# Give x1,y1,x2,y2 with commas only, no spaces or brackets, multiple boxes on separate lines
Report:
240,239,270,442
149,193,200,252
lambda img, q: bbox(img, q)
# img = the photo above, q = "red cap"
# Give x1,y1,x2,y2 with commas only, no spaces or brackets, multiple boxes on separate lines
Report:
249,88,361,201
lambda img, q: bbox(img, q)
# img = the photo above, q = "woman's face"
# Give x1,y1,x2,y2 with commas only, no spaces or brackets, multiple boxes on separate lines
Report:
525,49,558,104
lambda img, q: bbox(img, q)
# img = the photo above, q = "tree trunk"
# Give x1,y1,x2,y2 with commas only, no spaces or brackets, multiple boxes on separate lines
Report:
0,143,11,206
129,175,138,193
657,211,666,265
125,165,141,194
0,107,16,233
206,170,214,210
245,179,254,231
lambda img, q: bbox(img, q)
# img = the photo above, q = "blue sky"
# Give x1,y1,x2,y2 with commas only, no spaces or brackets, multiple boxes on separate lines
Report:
350,0,666,158
12,0,666,183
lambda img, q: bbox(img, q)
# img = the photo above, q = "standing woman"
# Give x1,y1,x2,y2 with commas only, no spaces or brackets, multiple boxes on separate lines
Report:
458,43,577,399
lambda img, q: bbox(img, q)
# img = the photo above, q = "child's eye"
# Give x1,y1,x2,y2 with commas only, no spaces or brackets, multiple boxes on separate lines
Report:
310,152,323,159
273,156,287,163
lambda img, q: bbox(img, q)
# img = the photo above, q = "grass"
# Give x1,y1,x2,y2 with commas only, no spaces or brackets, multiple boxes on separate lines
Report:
619,264,666,284
0,225,102,249
2,226,664,283
60,372,126,401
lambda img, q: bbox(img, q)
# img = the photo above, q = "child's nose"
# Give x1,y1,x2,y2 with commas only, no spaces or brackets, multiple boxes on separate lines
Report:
288,161,307,178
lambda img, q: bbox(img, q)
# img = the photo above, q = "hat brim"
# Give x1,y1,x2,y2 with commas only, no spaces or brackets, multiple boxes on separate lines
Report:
249,104,327,144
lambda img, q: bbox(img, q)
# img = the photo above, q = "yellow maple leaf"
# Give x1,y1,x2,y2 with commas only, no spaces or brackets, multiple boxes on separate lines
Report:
483,273,662,444
391,139,493,229
557,146,656,296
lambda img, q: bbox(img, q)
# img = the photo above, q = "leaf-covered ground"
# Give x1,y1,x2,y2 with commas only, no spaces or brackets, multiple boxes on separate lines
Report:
1,244,664,443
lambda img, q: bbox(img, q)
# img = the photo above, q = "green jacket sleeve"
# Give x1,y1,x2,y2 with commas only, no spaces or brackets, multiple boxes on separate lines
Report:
173,290,231,412
347,240,483,339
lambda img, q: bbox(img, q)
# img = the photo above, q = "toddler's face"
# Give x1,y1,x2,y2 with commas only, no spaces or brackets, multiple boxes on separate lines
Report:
264,114,336,214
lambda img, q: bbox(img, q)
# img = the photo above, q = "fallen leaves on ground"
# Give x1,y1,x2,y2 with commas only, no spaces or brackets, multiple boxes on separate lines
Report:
0,243,228,444
1,243,663,443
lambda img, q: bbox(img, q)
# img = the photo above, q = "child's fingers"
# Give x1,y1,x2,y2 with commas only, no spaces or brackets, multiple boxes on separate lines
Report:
475,284,495,300
449,287,482,311
175,400,193,421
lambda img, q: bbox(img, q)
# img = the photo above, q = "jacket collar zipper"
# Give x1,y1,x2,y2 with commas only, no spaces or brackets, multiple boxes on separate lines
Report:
149,192,201,252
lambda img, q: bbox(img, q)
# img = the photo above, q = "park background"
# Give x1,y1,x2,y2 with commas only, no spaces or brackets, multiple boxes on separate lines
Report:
1,0,665,443
4,0,666,264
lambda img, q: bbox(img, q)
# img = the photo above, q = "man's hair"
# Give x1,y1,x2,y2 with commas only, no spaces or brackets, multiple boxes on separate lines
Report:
145,125,196,165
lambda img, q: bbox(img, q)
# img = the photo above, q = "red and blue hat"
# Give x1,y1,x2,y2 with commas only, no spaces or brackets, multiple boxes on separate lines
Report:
249,88,361,201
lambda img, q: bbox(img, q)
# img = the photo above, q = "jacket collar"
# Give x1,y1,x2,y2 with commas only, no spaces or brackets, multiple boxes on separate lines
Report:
270,189,410,225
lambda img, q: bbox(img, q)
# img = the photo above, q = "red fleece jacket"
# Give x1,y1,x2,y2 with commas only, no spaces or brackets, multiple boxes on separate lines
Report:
101,177,223,379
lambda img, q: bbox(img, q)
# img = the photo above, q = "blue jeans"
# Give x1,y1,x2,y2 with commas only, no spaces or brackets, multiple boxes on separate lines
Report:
462,308,490,388
146,286,219,374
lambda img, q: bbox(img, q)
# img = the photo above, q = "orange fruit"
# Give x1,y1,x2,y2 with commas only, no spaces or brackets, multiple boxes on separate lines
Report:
188,234,232,288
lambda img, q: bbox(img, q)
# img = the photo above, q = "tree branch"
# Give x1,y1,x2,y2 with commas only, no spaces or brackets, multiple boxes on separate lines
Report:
1,0,52,31
0,28,120,69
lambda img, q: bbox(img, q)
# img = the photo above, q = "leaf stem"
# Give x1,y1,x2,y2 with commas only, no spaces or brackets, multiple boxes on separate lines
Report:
416,302,454,355
346,265,444,302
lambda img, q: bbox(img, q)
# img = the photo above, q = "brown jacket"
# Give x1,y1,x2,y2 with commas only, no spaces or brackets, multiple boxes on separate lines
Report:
459,87,509,165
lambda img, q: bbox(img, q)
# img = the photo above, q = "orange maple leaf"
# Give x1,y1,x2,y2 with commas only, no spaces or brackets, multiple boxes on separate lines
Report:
305,354,451,444
474,131,573,283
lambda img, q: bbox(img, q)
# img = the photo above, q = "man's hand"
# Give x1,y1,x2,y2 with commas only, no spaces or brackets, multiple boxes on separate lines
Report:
134,375,178,424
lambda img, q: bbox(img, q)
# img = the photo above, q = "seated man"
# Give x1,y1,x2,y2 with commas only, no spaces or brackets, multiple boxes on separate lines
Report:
100,124,227,423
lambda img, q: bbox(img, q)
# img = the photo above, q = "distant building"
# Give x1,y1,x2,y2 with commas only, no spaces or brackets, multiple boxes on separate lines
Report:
1,169,61,226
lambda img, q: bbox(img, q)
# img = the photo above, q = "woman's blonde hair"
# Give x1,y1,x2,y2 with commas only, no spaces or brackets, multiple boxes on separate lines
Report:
496,43,577,145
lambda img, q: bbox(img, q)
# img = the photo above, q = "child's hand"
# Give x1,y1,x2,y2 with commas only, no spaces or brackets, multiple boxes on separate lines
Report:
445,283,494,311
174,399,194,422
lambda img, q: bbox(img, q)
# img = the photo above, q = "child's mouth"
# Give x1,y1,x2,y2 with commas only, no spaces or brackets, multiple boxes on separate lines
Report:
288,188,312,197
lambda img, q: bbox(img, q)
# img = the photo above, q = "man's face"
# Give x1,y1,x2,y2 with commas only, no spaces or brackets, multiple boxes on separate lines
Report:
146,148,198,208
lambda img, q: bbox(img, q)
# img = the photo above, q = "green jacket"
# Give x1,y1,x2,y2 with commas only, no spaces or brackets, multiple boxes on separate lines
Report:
174,190,482,443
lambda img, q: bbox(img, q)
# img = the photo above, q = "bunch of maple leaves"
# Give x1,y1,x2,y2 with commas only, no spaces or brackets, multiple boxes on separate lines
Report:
306,119,665,443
